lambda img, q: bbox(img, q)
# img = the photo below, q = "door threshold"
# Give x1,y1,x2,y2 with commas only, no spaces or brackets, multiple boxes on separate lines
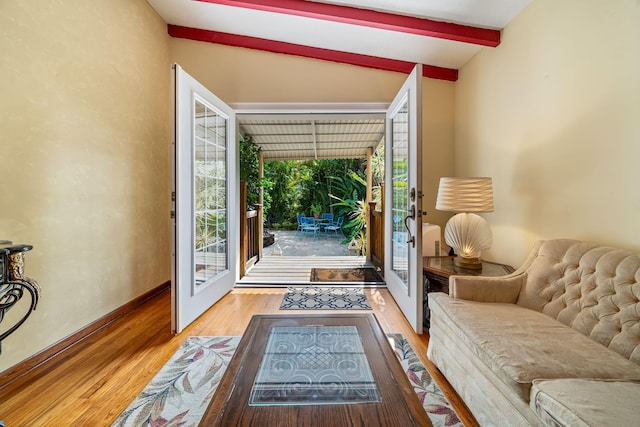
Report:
234,282,387,288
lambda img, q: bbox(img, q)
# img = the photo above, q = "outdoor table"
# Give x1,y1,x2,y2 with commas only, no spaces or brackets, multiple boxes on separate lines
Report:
314,218,330,231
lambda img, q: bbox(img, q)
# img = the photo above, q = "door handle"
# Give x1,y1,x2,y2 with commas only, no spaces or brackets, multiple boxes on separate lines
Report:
404,205,416,247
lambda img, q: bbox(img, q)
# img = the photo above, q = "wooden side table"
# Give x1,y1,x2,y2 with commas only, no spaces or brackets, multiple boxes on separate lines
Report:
423,256,514,329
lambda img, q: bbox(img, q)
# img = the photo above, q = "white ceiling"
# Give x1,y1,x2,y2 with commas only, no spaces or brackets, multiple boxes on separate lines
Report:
148,0,532,160
147,0,532,71
320,0,532,29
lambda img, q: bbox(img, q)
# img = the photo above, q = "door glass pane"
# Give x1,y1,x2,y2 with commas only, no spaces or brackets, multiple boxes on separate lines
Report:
194,98,228,291
391,99,409,289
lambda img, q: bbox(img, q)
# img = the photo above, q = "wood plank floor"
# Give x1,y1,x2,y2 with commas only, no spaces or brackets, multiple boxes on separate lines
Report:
0,287,479,427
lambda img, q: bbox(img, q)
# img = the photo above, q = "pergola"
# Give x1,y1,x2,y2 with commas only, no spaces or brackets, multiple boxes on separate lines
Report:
237,111,386,264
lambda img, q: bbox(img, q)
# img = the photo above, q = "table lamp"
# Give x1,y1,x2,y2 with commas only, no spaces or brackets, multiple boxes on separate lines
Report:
435,177,494,269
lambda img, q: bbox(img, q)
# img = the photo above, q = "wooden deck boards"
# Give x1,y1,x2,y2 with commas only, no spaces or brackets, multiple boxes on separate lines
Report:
237,255,377,286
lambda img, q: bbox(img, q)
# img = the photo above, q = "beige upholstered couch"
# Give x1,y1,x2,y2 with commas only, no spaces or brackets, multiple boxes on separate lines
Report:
427,239,640,426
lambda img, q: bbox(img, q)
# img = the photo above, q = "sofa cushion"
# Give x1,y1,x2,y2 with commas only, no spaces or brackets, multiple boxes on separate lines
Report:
515,239,640,364
429,293,640,402
530,378,640,427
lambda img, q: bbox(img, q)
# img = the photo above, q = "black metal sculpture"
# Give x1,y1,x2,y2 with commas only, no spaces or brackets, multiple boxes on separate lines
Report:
0,241,41,353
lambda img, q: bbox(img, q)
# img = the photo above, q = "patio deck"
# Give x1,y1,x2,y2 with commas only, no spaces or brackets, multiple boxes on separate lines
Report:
263,229,350,257
237,229,379,286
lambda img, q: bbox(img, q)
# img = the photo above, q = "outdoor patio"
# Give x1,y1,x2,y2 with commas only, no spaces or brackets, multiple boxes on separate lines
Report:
262,229,352,257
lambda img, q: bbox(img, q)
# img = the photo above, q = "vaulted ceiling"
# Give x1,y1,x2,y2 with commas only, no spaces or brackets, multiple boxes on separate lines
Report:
148,0,532,160
148,0,532,81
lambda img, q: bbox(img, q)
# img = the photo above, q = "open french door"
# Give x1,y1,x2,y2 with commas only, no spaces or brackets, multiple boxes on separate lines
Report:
171,64,238,334
384,64,423,334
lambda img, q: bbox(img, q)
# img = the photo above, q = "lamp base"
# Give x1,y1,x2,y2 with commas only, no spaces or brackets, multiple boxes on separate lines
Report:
453,256,483,270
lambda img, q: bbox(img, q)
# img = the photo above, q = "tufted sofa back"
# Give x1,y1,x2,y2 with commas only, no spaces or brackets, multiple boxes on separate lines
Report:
515,239,640,365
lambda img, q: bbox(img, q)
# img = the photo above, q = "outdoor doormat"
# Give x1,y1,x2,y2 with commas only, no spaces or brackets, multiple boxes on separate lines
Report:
310,267,384,284
279,286,371,310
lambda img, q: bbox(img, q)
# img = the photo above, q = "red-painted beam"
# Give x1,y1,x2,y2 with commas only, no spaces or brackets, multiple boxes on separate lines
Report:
196,0,500,47
168,25,458,82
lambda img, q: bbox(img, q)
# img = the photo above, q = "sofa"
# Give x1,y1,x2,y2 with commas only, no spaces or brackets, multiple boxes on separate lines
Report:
427,239,640,426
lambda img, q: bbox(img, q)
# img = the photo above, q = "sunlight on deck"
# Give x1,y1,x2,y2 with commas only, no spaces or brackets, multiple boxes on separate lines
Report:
237,256,375,286
238,229,384,286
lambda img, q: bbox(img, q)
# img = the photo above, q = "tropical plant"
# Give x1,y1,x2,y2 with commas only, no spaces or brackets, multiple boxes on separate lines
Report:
310,203,322,217
195,212,226,251
371,142,385,207
239,135,271,211
328,172,368,249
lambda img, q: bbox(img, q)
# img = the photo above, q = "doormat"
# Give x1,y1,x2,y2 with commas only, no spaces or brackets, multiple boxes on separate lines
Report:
279,286,371,310
310,267,384,284
112,335,462,427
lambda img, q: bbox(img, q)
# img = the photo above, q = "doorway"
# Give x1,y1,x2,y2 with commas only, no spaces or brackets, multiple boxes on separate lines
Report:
173,68,423,334
234,107,386,286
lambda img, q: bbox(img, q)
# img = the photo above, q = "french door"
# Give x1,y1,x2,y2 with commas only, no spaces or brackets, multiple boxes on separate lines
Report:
171,64,238,333
384,64,423,334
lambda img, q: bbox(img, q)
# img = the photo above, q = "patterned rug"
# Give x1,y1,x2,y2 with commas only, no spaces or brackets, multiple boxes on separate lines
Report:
310,267,384,284
279,286,371,310
112,334,462,427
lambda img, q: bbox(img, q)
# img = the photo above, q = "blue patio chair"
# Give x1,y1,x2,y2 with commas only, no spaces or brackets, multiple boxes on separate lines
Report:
319,213,333,232
301,216,320,238
324,216,344,235
296,214,307,233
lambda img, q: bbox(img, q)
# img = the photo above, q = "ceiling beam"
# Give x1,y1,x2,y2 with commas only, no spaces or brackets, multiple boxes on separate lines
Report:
168,25,458,81
196,0,500,47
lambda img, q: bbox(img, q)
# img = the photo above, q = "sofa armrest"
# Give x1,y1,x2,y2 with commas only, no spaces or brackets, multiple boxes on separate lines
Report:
449,273,525,303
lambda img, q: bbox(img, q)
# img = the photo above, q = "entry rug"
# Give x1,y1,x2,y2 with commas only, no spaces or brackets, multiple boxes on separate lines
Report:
311,267,384,284
111,336,239,427
112,335,462,427
279,286,371,310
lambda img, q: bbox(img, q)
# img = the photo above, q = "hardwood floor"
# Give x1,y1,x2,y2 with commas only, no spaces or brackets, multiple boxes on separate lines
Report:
0,287,479,426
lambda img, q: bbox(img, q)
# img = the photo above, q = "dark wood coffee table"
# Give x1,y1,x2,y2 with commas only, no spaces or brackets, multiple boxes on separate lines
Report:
199,313,431,426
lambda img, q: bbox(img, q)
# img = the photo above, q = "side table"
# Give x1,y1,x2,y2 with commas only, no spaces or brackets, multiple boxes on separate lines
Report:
423,256,514,329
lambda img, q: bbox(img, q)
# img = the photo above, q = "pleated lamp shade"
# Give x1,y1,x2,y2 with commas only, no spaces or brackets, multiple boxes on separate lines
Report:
435,177,494,213
436,177,494,269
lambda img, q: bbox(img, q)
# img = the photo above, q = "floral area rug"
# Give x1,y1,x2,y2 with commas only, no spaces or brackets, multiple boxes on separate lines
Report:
279,286,372,310
387,333,462,427
111,336,239,427
112,334,462,427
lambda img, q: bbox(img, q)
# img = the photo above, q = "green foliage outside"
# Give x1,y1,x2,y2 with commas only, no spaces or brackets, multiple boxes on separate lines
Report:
240,135,386,252
264,159,366,228
239,135,272,212
328,172,368,246
371,143,385,206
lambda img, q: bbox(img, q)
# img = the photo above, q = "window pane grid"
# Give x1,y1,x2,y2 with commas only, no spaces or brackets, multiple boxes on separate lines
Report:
194,99,228,288
391,101,409,287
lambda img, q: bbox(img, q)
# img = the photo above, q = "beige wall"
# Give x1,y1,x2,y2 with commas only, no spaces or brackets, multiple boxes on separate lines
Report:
455,0,640,267
0,4,456,371
170,38,455,242
422,81,456,234
0,1,171,370
171,38,407,103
